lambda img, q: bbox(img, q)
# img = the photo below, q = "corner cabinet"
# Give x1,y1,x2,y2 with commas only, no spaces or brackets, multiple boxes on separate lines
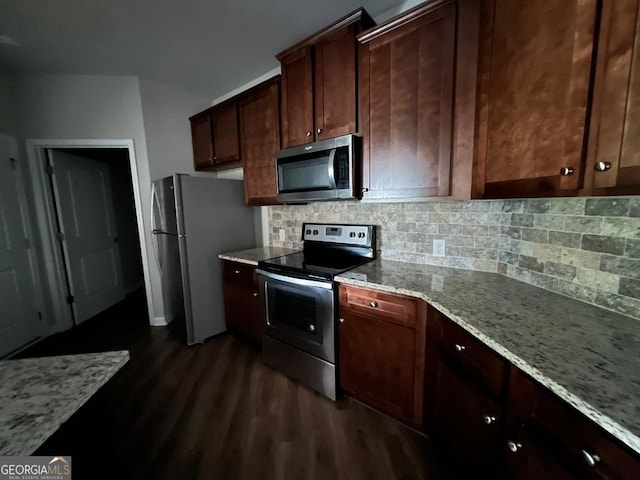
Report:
473,0,599,198
338,285,427,426
189,101,241,171
358,0,479,202
239,77,281,205
277,8,375,148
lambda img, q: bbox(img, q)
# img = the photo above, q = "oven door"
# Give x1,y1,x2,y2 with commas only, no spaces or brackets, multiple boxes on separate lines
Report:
257,269,336,363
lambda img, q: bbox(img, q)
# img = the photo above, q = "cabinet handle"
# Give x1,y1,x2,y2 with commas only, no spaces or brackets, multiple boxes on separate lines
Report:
483,415,496,425
317,128,323,134
339,318,345,323
369,301,378,308
507,441,522,453
594,161,611,172
253,292,259,297
581,450,600,467
306,131,312,137
455,344,466,352
560,166,574,176
361,187,369,194
234,270,241,274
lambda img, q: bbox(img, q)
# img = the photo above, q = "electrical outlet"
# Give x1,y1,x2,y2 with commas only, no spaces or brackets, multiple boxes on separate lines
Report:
433,239,446,257
279,229,286,241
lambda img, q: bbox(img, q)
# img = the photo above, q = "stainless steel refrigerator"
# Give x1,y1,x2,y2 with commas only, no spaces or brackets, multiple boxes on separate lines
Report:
151,174,255,344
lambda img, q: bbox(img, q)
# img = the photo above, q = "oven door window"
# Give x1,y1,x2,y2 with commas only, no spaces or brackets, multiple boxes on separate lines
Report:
269,283,323,341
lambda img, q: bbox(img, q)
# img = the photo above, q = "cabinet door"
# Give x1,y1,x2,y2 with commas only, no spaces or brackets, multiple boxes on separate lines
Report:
339,310,419,424
211,102,240,164
239,79,281,205
359,2,456,200
474,0,598,197
190,112,214,170
314,25,357,141
426,350,502,477
585,0,640,195
280,47,314,147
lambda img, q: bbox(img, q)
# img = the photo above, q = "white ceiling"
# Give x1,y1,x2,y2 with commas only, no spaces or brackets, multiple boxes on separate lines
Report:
0,0,404,100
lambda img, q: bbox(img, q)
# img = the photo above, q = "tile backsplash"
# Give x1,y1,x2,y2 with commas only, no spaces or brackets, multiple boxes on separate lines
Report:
268,197,640,320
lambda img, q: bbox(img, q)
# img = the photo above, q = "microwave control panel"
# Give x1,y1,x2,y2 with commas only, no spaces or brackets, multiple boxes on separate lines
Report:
302,223,373,247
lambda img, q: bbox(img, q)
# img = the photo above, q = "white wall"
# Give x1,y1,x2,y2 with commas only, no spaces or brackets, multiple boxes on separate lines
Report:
8,73,164,326
138,78,211,180
0,73,18,136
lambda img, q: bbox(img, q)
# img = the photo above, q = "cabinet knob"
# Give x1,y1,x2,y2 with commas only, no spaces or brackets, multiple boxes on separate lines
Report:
361,187,369,194
370,301,378,308
483,415,496,425
208,156,213,162
306,131,312,137
454,344,466,352
339,318,345,323
594,161,611,172
213,156,217,161
560,166,574,176
234,270,240,274
253,292,259,297
581,449,600,467
317,128,323,134
507,441,522,453
309,324,316,332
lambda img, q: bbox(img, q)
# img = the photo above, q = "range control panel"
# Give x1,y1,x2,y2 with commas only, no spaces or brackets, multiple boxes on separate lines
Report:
302,223,373,247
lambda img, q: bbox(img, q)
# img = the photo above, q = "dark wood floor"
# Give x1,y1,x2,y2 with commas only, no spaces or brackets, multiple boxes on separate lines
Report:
22,290,451,480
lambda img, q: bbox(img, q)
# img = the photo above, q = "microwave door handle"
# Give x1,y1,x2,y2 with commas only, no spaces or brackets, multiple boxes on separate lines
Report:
327,149,337,189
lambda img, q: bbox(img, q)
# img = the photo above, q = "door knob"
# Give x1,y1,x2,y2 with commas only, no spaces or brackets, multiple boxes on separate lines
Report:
507,441,522,453
483,415,496,425
361,187,369,194
594,161,611,172
560,166,574,176
581,449,600,467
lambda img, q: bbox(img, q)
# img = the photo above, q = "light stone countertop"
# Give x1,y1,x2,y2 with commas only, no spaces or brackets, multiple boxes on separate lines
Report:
0,350,130,455
218,247,300,266
335,259,640,456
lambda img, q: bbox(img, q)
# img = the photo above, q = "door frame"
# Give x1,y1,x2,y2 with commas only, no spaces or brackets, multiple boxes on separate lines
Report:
26,139,153,333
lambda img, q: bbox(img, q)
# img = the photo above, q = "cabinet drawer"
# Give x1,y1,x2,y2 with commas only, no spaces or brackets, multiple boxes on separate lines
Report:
510,370,640,480
222,260,257,286
340,285,417,328
429,309,506,398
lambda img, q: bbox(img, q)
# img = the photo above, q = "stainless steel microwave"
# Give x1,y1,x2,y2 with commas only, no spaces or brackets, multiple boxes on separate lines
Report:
275,134,360,203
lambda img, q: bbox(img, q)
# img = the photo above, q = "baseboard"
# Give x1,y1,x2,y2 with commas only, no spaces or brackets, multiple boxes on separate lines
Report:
150,315,167,327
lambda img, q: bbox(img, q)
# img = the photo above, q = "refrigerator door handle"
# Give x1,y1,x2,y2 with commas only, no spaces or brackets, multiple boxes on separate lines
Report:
151,183,163,273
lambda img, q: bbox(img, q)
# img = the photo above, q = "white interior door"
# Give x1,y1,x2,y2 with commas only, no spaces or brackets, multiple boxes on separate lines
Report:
0,135,42,357
48,150,125,324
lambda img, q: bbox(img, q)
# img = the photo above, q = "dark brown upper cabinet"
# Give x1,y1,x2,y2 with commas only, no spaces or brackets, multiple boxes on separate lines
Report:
473,0,599,198
358,0,480,202
211,101,240,165
584,0,640,196
190,100,240,171
190,111,214,170
277,8,375,148
239,76,282,205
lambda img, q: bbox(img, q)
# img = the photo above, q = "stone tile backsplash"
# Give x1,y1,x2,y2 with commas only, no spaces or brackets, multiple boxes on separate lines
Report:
267,197,640,320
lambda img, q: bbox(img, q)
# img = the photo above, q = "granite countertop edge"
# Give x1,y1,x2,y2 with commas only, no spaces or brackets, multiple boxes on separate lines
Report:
1,351,130,456
218,247,301,266
334,274,640,456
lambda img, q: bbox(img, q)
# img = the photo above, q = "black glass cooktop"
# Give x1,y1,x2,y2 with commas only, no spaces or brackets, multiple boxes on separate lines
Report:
258,251,372,280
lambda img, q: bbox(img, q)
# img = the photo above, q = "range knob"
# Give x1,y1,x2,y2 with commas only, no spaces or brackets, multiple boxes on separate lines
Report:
313,229,319,235
305,229,311,235
349,232,356,238
358,232,365,238
309,324,316,333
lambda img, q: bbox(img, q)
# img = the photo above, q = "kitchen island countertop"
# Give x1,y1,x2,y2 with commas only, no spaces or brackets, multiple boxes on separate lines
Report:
219,247,300,266
0,350,129,455
336,259,640,456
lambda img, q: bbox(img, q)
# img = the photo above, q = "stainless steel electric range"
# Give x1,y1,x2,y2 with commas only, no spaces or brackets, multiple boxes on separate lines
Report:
256,223,376,400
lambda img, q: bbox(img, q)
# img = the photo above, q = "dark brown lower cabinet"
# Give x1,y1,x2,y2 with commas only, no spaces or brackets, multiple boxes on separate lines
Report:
338,285,426,426
221,260,263,346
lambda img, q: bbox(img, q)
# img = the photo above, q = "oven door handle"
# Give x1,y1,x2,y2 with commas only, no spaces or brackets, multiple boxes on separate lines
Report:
257,269,334,290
